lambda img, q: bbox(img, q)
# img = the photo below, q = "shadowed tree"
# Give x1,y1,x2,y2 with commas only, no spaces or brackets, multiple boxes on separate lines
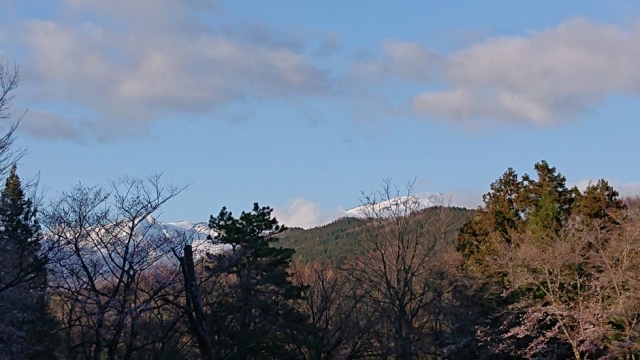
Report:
0,165,56,359
0,60,50,359
175,204,311,359
291,260,377,359
344,180,470,359
44,176,185,360
204,203,310,359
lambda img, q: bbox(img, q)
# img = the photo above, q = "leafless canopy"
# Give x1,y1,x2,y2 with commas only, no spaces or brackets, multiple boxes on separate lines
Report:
342,179,466,359
44,175,189,360
0,58,25,176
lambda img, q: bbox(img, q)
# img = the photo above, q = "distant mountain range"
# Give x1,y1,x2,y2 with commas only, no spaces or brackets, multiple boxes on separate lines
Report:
137,217,212,240
135,216,230,256
150,193,446,236
108,192,463,262
139,193,447,256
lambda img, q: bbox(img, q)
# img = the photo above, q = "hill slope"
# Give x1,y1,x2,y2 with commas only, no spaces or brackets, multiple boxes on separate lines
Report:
278,206,476,265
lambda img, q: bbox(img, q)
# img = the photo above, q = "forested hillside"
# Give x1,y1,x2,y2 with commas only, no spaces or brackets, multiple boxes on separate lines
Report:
277,207,476,265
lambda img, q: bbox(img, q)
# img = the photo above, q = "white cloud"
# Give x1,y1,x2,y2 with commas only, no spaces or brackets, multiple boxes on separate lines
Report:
13,6,640,138
356,17,640,125
19,108,83,141
352,39,443,82
273,198,344,229
14,0,330,140
415,18,640,124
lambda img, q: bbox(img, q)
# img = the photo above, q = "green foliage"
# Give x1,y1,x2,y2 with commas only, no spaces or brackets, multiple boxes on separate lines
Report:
206,203,311,359
276,217,369,265
0,165,40,249
574,179,626,226
459,160,626,279
278,206,475,265
521,160,575,233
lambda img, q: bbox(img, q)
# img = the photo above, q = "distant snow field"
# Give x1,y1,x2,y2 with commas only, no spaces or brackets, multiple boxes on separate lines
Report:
343,193,445,218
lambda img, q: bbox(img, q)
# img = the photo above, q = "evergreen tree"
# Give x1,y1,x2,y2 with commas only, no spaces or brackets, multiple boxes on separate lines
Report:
459,161,589,276
458,167,525,277
574,179,626,227
520,160,576,235
206,203,310,359
0,165,55,360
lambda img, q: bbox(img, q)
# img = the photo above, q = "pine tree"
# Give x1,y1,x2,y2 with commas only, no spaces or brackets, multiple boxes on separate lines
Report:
520,160,577,235
574,179,626,227
206,203,310,359
458,167,525,276
459,161,588,276
0,165,55,360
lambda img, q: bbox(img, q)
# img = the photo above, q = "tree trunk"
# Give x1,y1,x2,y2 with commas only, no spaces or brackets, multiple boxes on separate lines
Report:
179,245,213,360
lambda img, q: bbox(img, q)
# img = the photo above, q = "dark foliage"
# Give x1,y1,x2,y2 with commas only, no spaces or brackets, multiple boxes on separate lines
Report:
204,203,311,359
0,166,56,360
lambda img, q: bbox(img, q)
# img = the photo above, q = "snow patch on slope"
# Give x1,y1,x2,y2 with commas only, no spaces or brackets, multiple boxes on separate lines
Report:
344,192,444,218
136,217,230,257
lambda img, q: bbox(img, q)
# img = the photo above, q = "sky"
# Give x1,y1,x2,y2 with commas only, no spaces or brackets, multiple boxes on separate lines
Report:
1,0,640,228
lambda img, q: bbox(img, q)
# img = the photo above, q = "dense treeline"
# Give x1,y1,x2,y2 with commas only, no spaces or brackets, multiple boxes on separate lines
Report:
1,65,639,359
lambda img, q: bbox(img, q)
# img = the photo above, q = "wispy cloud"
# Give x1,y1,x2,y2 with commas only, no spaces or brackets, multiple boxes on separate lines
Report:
357,17,640,126
13,0,332,140
19,108,83,141
351,39,443,82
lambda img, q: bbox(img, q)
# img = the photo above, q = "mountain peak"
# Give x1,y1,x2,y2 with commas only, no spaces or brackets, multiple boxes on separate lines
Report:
344,192,444,218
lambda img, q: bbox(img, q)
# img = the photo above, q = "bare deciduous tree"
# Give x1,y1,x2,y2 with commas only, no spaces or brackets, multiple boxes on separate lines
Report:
0,59,25,176
485,217,640,359
44,176,186,360
344,180,464,359
292,261,377,359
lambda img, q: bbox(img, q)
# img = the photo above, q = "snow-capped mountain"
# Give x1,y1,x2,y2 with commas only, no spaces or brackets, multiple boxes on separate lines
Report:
135,216,210,240
135,216,230,256
344,192,444,218
146,192,445,237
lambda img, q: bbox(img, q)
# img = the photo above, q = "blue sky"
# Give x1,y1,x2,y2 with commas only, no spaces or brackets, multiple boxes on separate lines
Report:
1,0,640,228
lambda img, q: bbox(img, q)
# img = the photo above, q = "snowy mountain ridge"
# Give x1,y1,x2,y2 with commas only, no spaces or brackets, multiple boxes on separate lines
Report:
133,216,211,240
344,192,445,218
135,217,230,256
148,192,446,235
